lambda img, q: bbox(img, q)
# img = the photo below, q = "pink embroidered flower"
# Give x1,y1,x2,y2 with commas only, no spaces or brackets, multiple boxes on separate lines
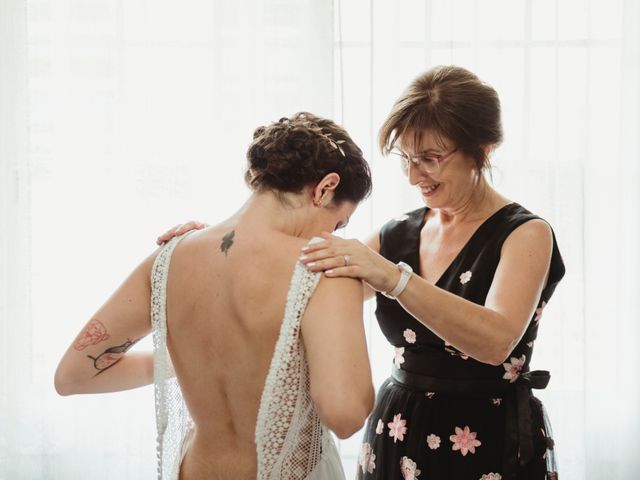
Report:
426,433,441,450
403,328,417,344
400,456,421,479
425,391,435,399
358,442,376,474
459,270,472,284
534,301,547,323
449,425,482,456
375,419,384,434
394,347,405,368
479,474,502,480
502,354,526,383
388,413,408,443
491,398,502,406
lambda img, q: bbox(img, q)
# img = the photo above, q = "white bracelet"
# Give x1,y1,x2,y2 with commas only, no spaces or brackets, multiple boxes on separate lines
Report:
381,261,413,299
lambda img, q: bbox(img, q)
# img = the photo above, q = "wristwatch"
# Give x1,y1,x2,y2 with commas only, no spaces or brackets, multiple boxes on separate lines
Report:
381,261,413,299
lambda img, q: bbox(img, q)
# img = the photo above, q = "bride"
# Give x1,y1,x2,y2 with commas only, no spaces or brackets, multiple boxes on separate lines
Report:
55,112,375,479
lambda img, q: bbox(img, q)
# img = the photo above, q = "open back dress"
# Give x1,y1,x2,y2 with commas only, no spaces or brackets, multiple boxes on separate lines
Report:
151,234,345,480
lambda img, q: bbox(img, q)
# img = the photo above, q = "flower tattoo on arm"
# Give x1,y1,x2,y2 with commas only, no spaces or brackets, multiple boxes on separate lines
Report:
87,337,141,372
73,319,110,351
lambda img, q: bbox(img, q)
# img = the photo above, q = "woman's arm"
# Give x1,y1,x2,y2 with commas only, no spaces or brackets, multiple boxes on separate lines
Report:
301,275,374,439
361,230,380,301
396,220,552,364
301,219,553,366
54,249,160,396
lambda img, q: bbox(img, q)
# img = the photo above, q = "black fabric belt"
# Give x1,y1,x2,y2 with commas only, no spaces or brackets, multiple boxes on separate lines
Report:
391,367,550,479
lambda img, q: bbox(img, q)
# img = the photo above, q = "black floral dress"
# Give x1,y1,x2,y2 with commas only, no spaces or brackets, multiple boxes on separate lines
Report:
356,203,565,480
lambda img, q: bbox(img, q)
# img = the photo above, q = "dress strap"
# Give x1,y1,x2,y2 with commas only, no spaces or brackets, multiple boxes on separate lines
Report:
150,231,195,480
255,237,325,479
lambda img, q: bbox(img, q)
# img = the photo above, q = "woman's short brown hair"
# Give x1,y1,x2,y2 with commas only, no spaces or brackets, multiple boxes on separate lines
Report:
246,112,372,204
379,65,503,171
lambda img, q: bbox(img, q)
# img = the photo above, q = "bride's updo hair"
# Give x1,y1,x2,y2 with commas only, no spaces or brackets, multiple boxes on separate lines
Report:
245,112,372,204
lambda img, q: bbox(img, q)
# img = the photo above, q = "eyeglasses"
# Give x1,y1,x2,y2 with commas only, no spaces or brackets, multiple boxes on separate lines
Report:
391,147,458,174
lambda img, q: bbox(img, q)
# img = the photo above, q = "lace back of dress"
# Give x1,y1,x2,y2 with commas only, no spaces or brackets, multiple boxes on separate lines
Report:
152,234,336,479
254,251,331,479
151,233,194,480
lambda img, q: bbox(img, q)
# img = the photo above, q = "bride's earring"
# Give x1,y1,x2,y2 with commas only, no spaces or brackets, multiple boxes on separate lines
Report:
314,191,328,208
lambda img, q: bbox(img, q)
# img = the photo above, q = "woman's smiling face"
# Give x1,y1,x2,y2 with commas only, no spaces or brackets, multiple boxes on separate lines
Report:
398,130,481,210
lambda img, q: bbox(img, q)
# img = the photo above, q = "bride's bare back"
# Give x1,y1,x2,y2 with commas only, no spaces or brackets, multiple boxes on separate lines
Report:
166,221,370,479
167,223,304,477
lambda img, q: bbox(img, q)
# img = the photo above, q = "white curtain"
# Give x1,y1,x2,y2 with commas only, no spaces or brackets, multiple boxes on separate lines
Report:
2,1,333,478
336,0,640,478
0,0,32,473
1,0,639,479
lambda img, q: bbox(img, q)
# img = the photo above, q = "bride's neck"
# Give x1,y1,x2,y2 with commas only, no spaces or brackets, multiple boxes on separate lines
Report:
233,191,310,237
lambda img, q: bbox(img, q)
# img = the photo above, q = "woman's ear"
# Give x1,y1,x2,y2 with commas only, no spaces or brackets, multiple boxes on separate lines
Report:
312,173,341,207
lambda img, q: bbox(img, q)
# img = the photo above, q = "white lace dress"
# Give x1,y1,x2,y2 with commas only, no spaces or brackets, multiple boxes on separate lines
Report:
151,234,345,480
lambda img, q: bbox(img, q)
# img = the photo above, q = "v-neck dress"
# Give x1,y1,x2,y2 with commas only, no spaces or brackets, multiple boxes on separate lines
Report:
356,203,565,480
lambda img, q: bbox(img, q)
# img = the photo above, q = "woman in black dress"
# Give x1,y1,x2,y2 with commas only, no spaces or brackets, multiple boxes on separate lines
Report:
300,65,565,480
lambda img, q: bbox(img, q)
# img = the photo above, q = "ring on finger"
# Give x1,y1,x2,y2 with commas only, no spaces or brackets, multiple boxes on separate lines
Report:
343,255,350,267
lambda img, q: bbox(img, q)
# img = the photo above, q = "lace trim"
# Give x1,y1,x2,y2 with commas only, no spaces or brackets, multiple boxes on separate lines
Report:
151,232,194,480
255,244,331,479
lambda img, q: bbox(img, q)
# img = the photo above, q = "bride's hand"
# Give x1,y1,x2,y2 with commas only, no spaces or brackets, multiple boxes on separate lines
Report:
299,232,399,293
155,220,207,245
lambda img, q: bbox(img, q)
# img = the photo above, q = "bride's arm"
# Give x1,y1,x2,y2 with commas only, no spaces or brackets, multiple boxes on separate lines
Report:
54,249,160,396
301,275,374,439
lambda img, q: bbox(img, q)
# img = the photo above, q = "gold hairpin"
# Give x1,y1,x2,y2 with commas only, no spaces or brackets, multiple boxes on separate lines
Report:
323,132,346,157
309,126,346,157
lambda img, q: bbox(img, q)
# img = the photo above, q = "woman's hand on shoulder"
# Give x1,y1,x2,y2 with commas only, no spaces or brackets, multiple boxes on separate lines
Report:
299,230,396,295
156,220,207,245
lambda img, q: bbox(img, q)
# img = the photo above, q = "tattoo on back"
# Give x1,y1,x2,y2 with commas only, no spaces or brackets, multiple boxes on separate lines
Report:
87,337,141,372
220,230,235,256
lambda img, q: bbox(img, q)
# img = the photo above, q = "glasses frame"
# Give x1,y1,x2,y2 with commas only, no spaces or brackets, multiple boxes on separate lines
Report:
392,147,458,174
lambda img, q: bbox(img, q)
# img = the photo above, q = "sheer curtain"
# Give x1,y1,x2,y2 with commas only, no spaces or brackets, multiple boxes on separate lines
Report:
1,0,639,479
2,1,333,478
336,0,640,478
0,0,32,473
